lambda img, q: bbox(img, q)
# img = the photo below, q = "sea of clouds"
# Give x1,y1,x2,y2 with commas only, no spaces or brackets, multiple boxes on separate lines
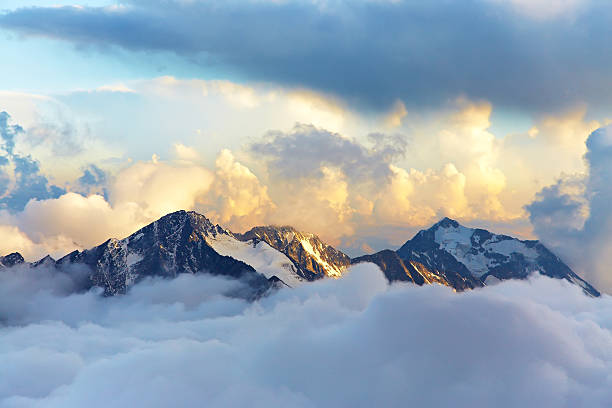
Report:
2,263,612,408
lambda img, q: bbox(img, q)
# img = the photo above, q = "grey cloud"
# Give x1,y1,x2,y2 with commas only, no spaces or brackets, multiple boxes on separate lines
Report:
0,112,65,211
527,125,612,292
1,263,612,407
1,1,612,113
250,123,405,182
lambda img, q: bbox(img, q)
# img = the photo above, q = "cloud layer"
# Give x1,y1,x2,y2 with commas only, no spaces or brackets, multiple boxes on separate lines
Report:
1,263,612,407
1,1,612,113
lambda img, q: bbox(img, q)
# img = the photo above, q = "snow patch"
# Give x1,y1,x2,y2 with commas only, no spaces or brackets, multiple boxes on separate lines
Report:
434,224,540,278
127,252,143,268
300,238,343,278
132,232,144,241
206,233,304,287
488,240,538,260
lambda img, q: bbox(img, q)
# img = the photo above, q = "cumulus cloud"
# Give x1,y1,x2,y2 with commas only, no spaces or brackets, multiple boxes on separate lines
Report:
1,1,611,113
527,125,612,292
109,159,214,221
0,146,272,260
200,149,275,232
0,93,601,260
0,93,123,187
251,123,405,183
0,112,65,211
1,263,612,407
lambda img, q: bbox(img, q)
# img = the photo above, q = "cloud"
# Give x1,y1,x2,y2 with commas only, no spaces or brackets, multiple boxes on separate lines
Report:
200,149,275,232
248,124,410,240
0,94,601,260
1,1,611,113
0,155,217,259
251,123,405,183
109,159,214,221
0,147,272,260
13,193,144,251
527,125,612,292
1,263,612,407
0,112,65,211
76,165,106,188
487,0,587,19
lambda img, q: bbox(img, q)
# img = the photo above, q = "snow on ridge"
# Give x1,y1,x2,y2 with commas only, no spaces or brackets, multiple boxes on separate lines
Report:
299,237,343,278
206,233,304,287
433,222,539,278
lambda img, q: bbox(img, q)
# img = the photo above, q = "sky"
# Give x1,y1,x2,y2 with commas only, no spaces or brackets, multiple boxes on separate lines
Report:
0,0,611,290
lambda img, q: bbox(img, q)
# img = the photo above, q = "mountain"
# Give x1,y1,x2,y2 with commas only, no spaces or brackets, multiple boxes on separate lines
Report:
236,226,350,281
353,217,600,296
0,212,599,297
0,252,24,268
351,250,449,286
12,210,349,296
51,211,272,296
202,224,347,288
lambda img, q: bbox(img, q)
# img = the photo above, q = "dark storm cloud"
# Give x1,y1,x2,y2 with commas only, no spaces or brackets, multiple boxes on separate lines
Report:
0,112,65,211
1,1,612,112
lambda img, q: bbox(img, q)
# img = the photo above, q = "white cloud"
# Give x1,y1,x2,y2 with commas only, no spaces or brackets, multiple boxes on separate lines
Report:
487,0,587,19
0,83,606,259
1,263,612,407
528,125,612,292
201,149,275,231
109,160,214,221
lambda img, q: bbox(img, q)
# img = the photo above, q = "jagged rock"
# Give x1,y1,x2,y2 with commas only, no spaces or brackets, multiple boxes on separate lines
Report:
54,211,270,296
0,252,24,268
237,226,350,280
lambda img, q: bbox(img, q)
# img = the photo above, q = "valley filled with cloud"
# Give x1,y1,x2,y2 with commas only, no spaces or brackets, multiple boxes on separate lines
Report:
2,264,612,407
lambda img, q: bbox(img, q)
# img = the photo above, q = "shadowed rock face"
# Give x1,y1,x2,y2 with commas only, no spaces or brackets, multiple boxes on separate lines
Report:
352,250,426,285
351,250,452,287
237,226,351,281
353,217,600,297
0,252,24,268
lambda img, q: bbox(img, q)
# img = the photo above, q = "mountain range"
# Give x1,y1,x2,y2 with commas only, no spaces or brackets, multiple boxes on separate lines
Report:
0,210,599,297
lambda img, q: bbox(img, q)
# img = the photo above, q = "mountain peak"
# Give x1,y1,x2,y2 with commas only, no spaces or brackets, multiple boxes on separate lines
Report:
145,209,224,239
432,216,461,229
237,224,350,280
0,252,25,267
156,209,212,224
393,218,600,296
